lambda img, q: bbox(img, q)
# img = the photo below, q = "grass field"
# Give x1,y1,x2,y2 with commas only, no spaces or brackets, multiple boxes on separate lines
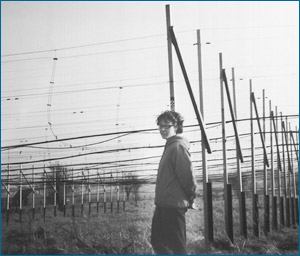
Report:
1,192,299,255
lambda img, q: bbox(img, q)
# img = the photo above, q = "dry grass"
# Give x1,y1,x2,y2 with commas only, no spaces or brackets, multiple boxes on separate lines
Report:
1,196,299,255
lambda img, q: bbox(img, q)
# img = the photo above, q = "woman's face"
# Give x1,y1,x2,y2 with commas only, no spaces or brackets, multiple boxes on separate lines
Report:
158,119,177,139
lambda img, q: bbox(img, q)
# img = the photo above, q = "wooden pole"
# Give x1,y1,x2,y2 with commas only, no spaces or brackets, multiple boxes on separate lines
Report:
219,54,233,243
166,4,175,111
111,174,113,213
72,169,75,217
250,81,259,237
251,93,269,167
197,29,213,244
263,89,270,234
272,109,283,227
222,69,243,162
81,170,84,215
43,165,46,222
282,120,291,226
169,26,211,153
232,67,247,238
289,123,296,226
97,171,100,213
285,118,294,225
280,113,287,226
123,172,126,212
63,169,66,217
88,169,91,215
19,165,23,222
32,165,35,219
275,108,284,227
269,101,278,230
54,167,57,217
6,165,10,224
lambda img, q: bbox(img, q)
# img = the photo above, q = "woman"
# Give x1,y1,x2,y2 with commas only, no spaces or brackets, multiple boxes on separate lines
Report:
151,110,197,255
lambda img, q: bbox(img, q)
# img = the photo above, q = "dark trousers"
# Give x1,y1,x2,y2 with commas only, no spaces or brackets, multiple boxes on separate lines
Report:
151,206,187,255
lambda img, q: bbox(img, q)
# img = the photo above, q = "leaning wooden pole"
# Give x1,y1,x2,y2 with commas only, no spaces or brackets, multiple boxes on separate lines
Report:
282,121,291,226
263,90,270,234
169,26,211,153
19,165,23,223
271,111,282,228
280,113,287,226
250,81,259,237
289,123,297,226
232,67,247,238
197,29,213,244
43,165,46,222
6,165,10,224
269,101,277,230
275,108,284,227
286,120,295,226
32,165,35,219
219,56,233,243
165,5,175,111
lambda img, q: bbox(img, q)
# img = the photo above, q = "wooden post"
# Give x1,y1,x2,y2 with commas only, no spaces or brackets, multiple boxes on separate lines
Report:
282,120,291,226
285,119,294,225
280,113,287,226
197,29,213,244
54,168,57,217
219,54,233,243
97,171,100,213
289,123,296,226
81,170,84,215
88,169,91,215
275,108,284,227
166,4,175,111
110,174,113,213
104,185,107,213
250,81,259,237
43,165,46,222
32,165,35,219
63,169,66,217
19,165,23,223
122,171,126,212
269,101,278,230
117,183,120,213
232,67,247,238
263,89,270,234
6,165,10,224
72,169,75,217
273,109,284,227
169,26,211,153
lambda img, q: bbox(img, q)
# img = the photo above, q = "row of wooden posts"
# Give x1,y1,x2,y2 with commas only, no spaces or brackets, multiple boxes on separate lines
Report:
2,168,136,223
165,4,299,244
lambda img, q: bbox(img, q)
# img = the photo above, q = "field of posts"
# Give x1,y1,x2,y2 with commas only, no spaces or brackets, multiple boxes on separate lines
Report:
1,180,299,255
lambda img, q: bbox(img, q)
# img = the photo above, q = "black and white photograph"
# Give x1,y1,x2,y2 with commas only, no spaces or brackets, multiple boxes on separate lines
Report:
1,1,299,255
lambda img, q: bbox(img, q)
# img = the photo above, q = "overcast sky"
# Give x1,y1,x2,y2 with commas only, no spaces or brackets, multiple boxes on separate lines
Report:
1,1,299,178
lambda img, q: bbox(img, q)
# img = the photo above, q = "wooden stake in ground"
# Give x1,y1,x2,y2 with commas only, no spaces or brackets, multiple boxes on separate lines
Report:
250,82,259,237
197,29,213,244
232,67,247,239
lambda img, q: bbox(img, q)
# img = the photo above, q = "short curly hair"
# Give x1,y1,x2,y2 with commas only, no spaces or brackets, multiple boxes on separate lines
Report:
156,110,184,134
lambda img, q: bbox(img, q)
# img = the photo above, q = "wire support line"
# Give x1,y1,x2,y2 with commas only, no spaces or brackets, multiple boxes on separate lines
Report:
1,81,168,100
1,33,166,57
1,114,298,150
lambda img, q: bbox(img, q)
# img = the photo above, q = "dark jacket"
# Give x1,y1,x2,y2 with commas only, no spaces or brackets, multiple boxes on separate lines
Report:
154,135,197,208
